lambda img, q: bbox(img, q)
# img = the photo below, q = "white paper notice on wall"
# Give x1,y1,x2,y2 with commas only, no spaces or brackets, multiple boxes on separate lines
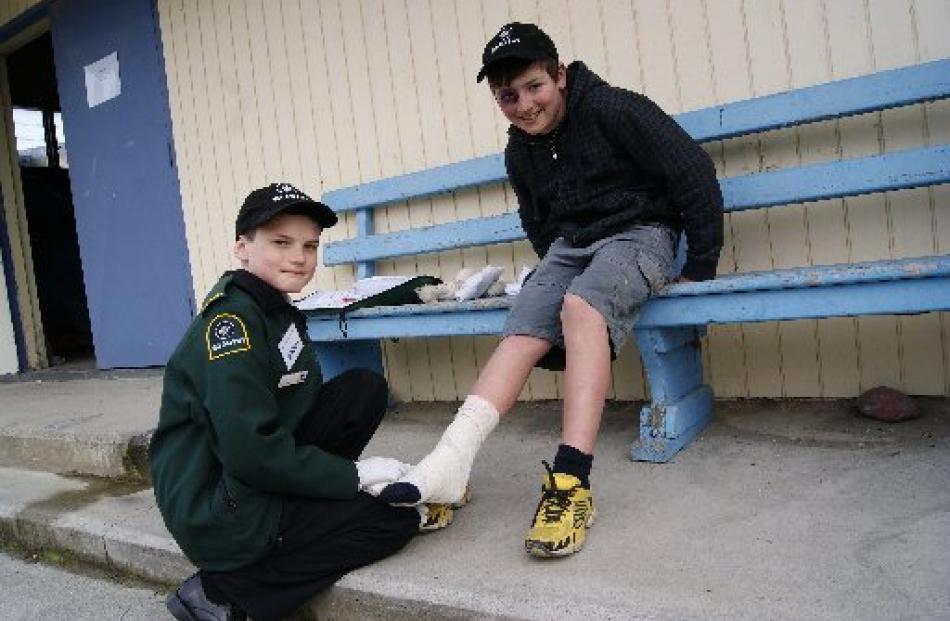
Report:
84,51,121,108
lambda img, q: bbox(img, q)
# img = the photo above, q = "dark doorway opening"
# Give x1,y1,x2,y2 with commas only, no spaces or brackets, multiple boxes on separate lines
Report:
7,32,93,366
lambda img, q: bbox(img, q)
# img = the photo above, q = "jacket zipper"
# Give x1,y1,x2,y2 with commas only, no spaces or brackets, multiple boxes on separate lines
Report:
221,479,238,512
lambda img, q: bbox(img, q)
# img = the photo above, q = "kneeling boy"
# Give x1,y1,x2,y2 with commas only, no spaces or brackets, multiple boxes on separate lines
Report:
151,183,452,621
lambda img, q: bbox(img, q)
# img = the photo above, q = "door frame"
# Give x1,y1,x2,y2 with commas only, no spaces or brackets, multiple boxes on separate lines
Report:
0,3,51,371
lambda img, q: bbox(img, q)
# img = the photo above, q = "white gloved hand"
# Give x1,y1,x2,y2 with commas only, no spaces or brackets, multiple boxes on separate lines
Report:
355,457,411,492
361,480,391,497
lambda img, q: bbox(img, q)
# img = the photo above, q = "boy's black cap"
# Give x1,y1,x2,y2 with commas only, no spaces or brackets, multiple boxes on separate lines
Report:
476,22,558,83
235,182,337,238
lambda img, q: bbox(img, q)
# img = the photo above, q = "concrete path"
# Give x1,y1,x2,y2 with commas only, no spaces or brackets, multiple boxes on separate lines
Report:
0,371,948,620
0,550,168,620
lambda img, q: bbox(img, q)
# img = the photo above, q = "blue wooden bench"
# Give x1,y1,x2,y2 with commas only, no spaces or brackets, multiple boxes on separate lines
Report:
306,59,950,463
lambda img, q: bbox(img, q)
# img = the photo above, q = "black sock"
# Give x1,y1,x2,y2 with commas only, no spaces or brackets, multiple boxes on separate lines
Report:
552,443,593,488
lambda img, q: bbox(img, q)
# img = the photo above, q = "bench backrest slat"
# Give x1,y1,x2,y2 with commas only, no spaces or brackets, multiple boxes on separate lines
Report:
326,154,505,213
677,58,950,142
323,59,950,215
323,145,950,266
722,144,950,212
326,213,523,265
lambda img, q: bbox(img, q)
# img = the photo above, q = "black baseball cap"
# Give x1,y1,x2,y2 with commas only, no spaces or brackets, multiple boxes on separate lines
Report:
476,22,558,83
235,182,338,238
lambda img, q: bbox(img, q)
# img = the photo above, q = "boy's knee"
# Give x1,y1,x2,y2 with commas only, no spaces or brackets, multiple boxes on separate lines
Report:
560,294,603,329
342,368,389,405
500,334,549,351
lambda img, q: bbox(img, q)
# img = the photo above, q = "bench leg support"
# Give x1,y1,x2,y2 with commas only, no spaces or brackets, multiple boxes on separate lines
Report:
314,340,384,381
631,326,714,463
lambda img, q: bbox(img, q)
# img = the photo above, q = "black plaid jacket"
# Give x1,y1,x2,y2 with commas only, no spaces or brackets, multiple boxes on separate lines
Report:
505,62,724,281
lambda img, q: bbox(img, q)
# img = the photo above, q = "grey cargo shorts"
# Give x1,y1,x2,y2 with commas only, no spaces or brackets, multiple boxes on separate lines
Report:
503,224,677,368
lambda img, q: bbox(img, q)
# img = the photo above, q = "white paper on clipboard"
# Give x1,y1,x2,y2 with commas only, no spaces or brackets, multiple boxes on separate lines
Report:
293,276,417,311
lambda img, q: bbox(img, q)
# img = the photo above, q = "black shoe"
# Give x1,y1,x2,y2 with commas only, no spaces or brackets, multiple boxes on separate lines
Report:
166,573,247,621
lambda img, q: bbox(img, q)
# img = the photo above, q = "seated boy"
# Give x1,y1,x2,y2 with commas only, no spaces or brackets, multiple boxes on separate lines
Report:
150,183,454,621
381,23,723,558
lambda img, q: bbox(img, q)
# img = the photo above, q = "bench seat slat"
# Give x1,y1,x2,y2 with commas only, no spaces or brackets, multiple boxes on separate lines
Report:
305,255,950,340
323,145,950,266
664,254,950,297
637,276,950,327
323,60,950,214
309,307,511,342
305,276,949,341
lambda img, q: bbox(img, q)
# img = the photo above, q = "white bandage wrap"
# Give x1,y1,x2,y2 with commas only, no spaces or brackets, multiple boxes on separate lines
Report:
400,394,499,504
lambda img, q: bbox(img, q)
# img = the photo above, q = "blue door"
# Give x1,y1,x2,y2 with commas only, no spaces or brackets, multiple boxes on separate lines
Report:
49,0,192,368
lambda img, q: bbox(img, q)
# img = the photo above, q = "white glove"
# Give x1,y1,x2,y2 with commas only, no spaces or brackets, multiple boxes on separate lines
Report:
355,457,411,493
361,480,392,497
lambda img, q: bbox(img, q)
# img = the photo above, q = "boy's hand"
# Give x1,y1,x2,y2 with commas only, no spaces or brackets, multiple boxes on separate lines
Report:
356,457,411,495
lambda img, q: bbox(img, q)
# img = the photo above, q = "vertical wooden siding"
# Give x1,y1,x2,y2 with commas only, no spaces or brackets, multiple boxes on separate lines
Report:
157,0,950,401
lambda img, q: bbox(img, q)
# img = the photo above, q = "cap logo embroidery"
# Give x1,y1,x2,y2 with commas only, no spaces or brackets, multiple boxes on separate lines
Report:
273,183,312,204
206,313,251,360
491,28,519,54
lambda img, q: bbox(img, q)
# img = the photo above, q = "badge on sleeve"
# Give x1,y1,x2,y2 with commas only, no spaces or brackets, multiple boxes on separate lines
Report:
206,313,251,360
278,323,304,370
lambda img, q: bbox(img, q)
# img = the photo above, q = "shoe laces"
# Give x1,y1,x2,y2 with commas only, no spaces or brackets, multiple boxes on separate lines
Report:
537,460,572,524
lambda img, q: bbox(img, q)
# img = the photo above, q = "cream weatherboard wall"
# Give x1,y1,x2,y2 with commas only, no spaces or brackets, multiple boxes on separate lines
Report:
0,55,20,373
0,0,43,24
156,0,950,402
0,249,16,374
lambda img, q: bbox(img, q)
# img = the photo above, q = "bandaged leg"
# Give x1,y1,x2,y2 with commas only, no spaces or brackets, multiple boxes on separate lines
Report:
379,395,499,505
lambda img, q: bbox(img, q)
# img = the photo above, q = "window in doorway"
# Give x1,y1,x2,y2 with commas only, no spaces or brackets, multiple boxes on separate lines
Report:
12,107,67,168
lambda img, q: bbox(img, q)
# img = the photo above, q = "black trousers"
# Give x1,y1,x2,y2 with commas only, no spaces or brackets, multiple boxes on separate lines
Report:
202,368,419,621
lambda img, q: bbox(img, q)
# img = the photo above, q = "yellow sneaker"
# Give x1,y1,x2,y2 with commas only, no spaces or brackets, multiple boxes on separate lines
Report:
524,462,595,558
418,502,455,532
418,485,472,533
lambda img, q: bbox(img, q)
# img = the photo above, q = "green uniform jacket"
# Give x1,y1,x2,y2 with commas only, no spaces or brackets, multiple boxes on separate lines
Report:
149,270,359,571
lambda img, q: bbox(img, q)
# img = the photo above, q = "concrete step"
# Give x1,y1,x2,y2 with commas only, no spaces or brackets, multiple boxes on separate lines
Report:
0,466,527,621
0,370,160,481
